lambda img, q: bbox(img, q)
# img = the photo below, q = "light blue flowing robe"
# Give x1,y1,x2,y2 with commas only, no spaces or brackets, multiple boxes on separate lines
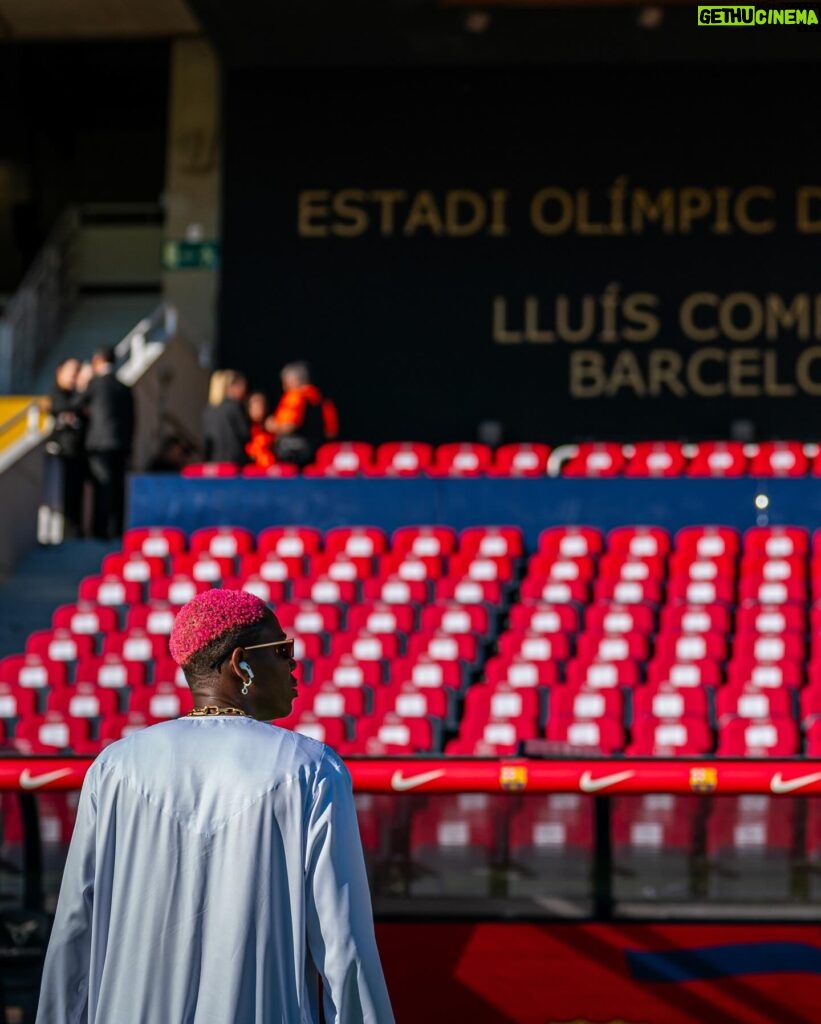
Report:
36,717,395,1023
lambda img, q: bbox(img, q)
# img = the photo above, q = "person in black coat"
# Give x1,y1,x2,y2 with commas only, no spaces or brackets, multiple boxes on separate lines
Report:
202,371,250,464
45,358,85,539
78,346,135,539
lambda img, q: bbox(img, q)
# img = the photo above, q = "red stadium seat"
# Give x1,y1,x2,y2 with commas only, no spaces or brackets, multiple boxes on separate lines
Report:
607,526,671,558
436,578,503,605
549,686,623,723
561,443,625,477
291,577,358,605
276,602,340,634
100,711,159,746
348,603,416,636
675,526,740,559
419,603,489,636
391,526,457,558
355,714,437,754
170,553,237,583
460,526,524,559
129,681,193,719
546,717,625,753
565,659,640,689
305,442,374,476
77,575,144,607
686,442,747,477
309,553,376,582
312,656,383,689
624,442,686,478
101,552,166,583
735,604,804,636
575,633,648,663
538,526,604,558
362,576,431,605
748,442,808,477
368,442,433,477
75,656,147,689
744,525,809,558
0,682,37,720
659,603,732,635
325,526,388,558
149,576,212,606
715,685,792,724
240,463,299,478
190,526,255,558
257,527,322,558
0,654,67,690
510,603,581,635
278,712,347,748
430,443,493,477
484,655,560,688
584,603,655,636
102,631,168,663
633,685,708,722
126,604,178,636
181,462,239,478
26,630,94,664
716,718,799,756
726,659,802,689
48,682,120,720
13,713,96,755
646,658,722,689
389,657,464,691
123,527,187,558
626,718,712,756
489,444,550,477
52,603,119,636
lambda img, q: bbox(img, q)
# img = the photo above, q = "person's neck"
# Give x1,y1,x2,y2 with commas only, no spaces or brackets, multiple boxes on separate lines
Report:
191,691,256,717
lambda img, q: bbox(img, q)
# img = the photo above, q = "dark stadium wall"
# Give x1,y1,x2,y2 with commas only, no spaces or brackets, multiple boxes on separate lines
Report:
0,43,169,292
219,65,821,445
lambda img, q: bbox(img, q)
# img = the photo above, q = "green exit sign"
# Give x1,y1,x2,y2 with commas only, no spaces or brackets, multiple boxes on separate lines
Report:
162,240,221,271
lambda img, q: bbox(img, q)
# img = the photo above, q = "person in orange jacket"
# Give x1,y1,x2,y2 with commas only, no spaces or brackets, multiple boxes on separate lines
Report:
245,392,276,468
265,361,339,467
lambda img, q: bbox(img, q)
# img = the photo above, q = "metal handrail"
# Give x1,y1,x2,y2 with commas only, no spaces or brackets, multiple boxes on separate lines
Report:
0,209,81,394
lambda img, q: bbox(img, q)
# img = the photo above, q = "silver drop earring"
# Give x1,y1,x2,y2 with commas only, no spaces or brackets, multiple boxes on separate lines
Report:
239,661,254,696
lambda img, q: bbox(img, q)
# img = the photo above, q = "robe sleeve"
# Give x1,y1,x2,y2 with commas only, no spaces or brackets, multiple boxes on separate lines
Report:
305,752,395,1024
36,768,98,1024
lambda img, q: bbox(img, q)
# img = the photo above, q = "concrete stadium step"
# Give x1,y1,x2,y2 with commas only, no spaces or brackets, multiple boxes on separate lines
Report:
0,539,119,659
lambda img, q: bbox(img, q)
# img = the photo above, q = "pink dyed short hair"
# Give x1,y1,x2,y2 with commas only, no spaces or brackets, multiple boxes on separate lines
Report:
169,588,270,666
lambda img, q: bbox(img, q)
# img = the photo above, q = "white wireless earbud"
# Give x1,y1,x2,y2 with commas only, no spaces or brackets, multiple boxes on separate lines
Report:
239,660,254,696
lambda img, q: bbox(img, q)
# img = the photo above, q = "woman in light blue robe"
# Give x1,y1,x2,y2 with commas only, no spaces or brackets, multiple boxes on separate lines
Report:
37,589,395,1023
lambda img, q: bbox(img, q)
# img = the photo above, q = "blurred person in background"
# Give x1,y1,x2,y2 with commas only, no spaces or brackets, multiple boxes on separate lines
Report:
202,369,250,464
77,346,135,539
265,361,339,467
40,357,85,541
37,589,394,1024
245,390,276,468
207,367,229,407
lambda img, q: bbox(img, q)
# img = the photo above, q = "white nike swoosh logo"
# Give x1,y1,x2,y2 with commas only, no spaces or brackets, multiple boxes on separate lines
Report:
19,768,74,790
770,771,821,794
390,769,446,792
579,769,636,793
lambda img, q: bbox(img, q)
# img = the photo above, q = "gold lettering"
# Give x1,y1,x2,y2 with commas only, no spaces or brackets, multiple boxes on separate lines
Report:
492,297,523,344
297,190,330,237
569,351,606,397
621,293,660,342
680,292,720,342
488,189,510,237
330,189,368,237
606,350,647,397
630,189,675,234
648,349,687,397
712,187,732,235
796,347,821,396
530,188,573,236
403,191,444,236
524,297,555,343
445,190,485,237
796,186,821,234
719,292,763,342
687,348,726,397
763,350,797,397
555,295,596,343
728,348,762,397
370,190,408,236
576,189,607,236
765,294,810,342
679,187,711,234
734,186,775,235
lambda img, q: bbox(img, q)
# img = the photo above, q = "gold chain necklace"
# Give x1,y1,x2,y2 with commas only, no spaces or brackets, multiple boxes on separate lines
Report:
187,705,248,717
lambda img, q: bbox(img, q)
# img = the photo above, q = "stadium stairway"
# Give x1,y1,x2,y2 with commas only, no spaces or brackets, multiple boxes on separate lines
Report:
0,540,118,659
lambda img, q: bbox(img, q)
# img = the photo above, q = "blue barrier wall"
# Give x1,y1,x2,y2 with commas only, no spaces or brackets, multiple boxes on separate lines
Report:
128,476,821,546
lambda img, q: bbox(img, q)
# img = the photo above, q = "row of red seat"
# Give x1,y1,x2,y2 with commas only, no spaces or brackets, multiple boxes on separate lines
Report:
180,440,821,478
9,523,821,756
